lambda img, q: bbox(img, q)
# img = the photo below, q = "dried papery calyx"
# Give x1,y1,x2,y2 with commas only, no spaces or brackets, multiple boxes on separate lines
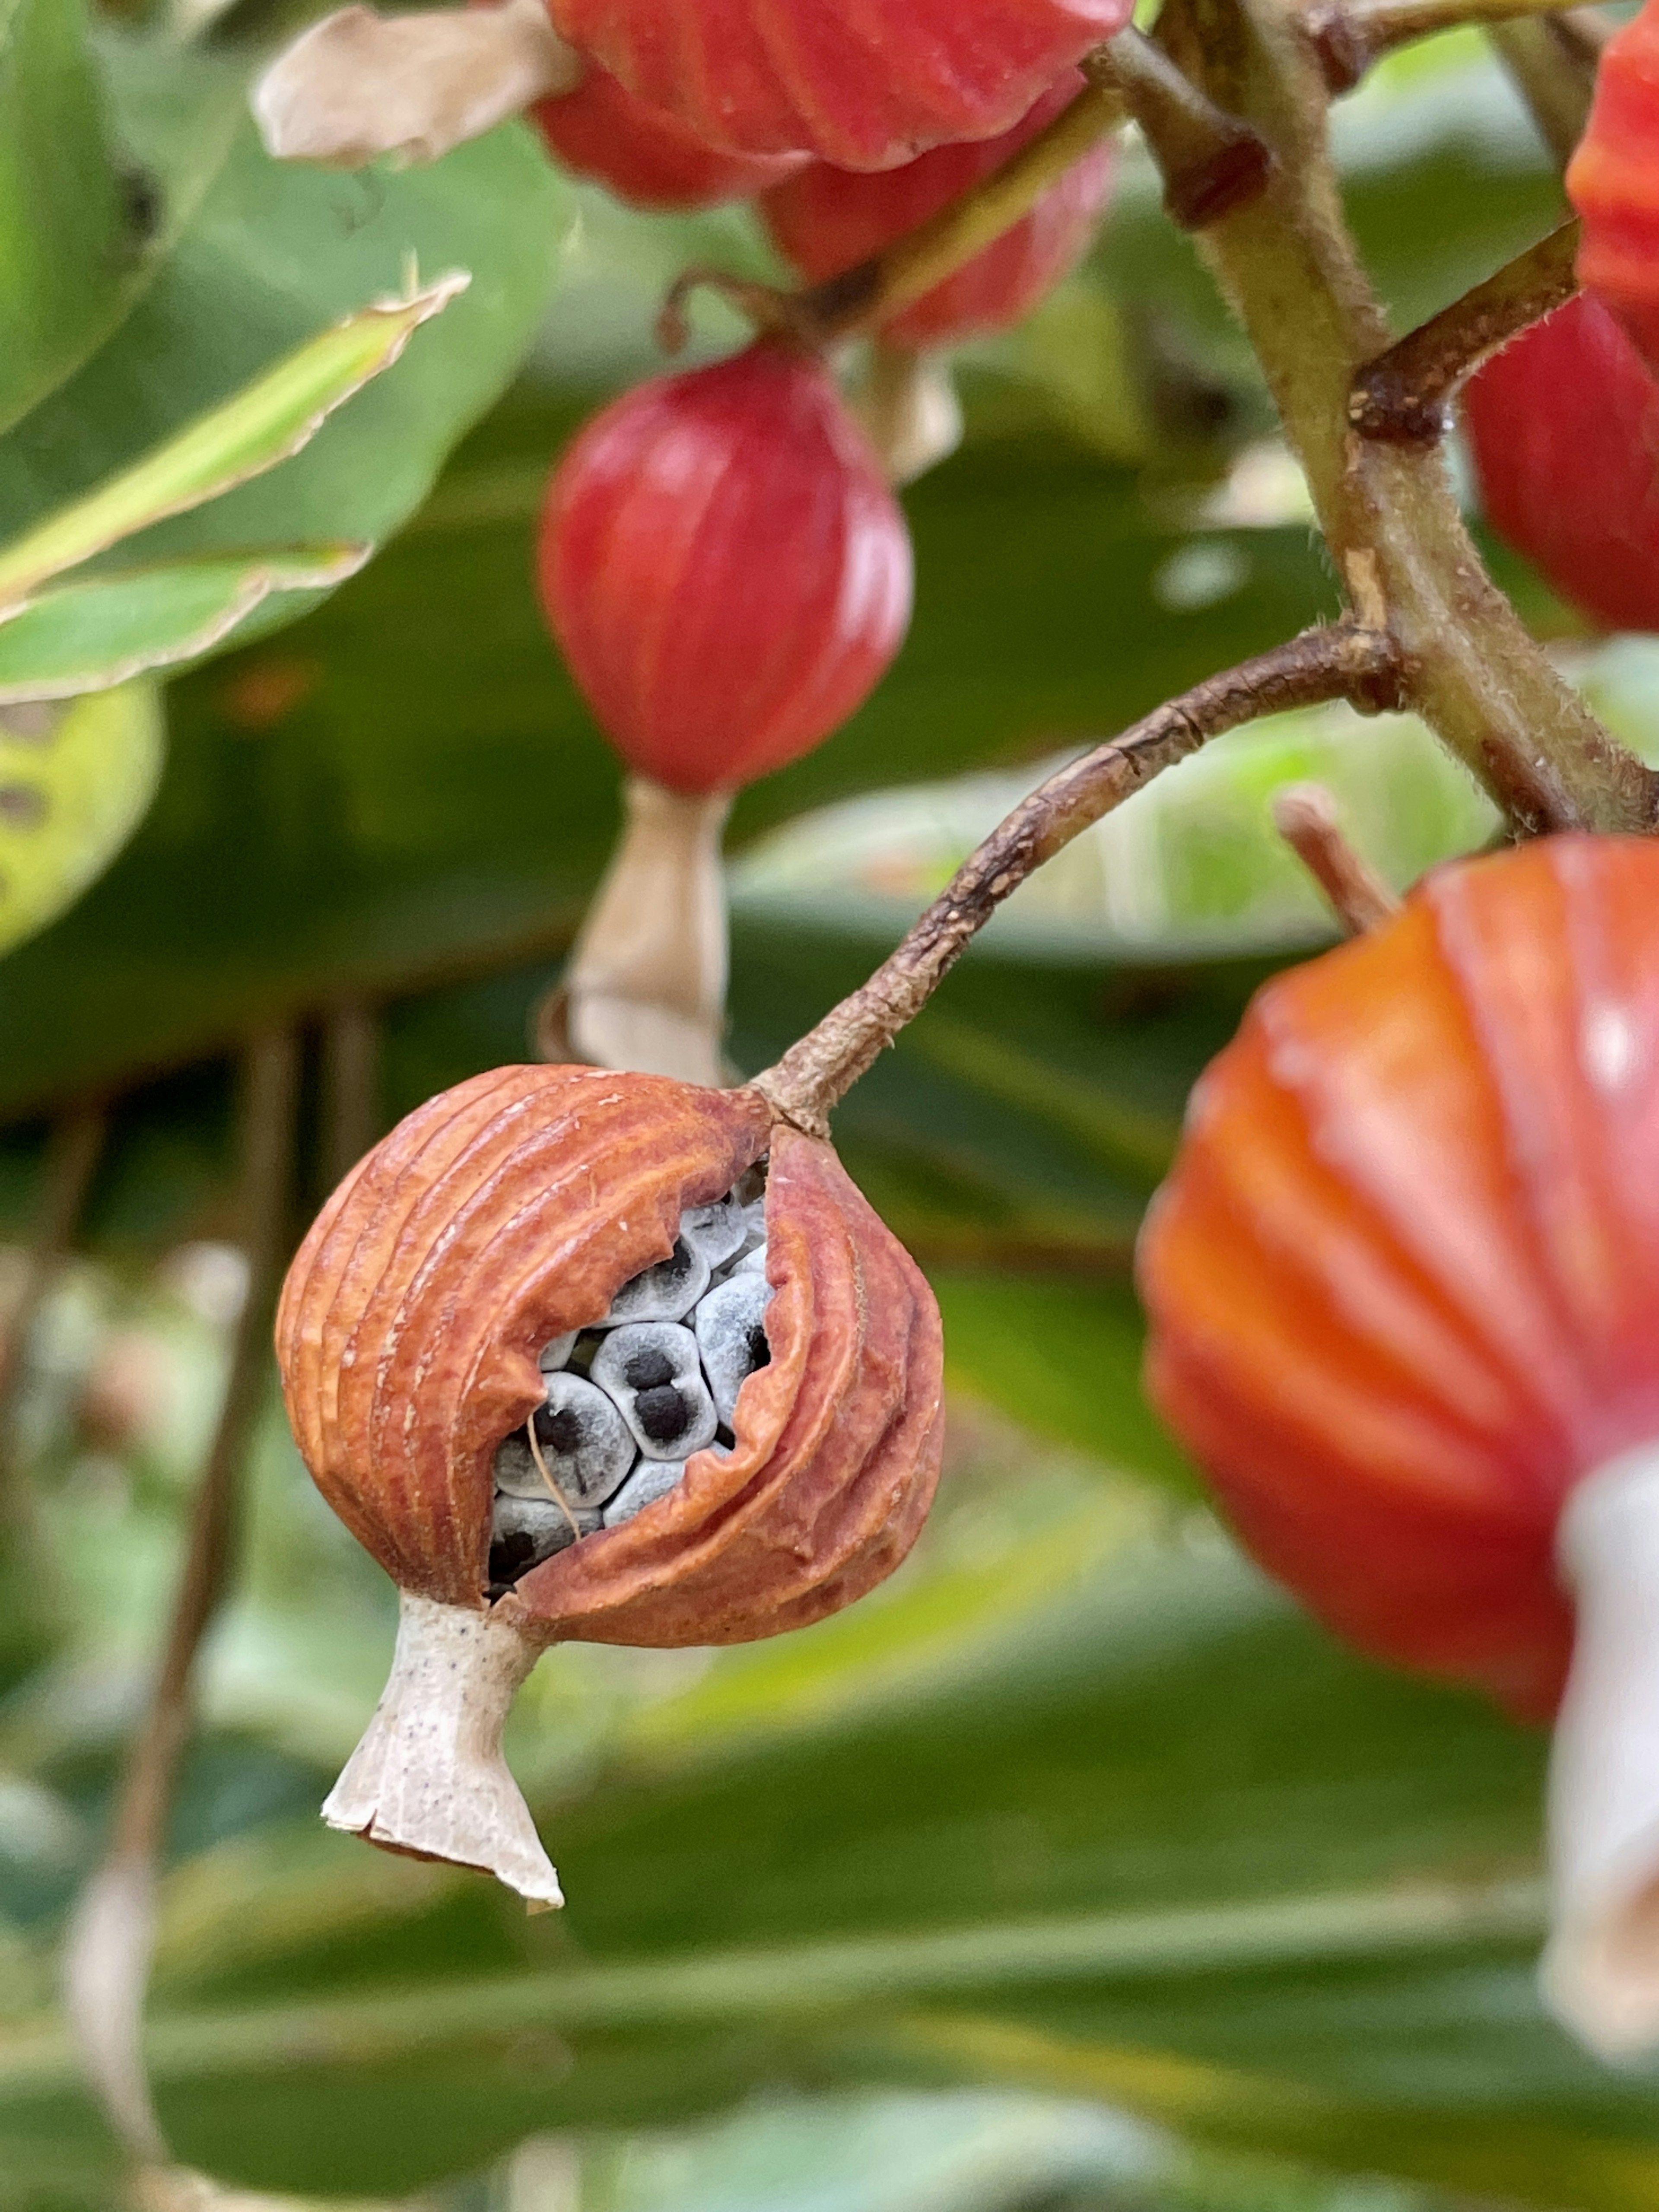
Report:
1137,835,1659,2059
762,75,1118,351
533,64,806,208
275,1064,944,1908
546,0,1132,170
1464,293,1659,634
1568,0,1659,376
253,0,580,166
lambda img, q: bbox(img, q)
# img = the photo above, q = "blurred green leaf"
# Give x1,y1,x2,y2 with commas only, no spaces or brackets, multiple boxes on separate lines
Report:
0,684,164,957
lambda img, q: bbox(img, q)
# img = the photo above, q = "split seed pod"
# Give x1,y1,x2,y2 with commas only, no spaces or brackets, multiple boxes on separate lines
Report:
276,1063,944,1908
533,64,805,208
1568,0,1659,376
1464,293,1659,634
1138,835,1659,2058
762,76,1118,350
539,339,913,796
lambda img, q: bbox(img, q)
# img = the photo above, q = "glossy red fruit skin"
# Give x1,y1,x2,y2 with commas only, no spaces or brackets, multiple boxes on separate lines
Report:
543,0,1133,171
533,64,804,208
539,341,912,794
1568,0,1659,375
1138,836,1659,1726
1464,293,1659,634
762,74,1116,349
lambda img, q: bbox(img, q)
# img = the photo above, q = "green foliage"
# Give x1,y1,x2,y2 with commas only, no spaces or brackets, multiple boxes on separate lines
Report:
0,17,1653,2212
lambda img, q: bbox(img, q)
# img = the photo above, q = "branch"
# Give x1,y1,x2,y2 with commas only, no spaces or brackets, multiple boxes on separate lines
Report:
751,624,1402,1136
320,1001,382,1188
1085,30,1273,229
1145,0,1655,838
1305,0,1589,91
1349,220,1579,440
62,1030,301,2174
1273,781,1403,932
1489,12,1610,165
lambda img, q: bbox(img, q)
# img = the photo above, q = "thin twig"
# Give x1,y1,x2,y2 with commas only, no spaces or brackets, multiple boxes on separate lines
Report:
62,1030,301,2172
751,625,1402,1137
1273,782,1404,932
0,1099,107,1522
320,1000,381,1189
1304,0,1588,91
1087,28,1273,228
1349,221,1580,440
1488,13,1608,164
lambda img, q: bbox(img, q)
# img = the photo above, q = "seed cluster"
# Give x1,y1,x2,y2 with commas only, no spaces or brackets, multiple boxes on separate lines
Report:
488,1169,773,1592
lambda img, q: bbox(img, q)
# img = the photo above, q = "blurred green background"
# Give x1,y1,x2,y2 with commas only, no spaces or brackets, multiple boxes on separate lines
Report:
4,3,1659,2206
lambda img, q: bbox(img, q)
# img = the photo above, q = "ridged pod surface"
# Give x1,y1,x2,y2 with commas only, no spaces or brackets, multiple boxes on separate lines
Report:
539,341,912,793
276,1063,944,1643
543,0,1133,170
762,75,1116,348
1568,0,1659,374
533,64,805,207
1139,837,1659,1725
1464,294,1659,634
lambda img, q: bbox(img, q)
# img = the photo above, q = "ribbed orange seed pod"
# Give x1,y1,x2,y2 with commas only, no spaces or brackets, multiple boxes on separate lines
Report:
1569,0,1659,375
1138,835,1659,2059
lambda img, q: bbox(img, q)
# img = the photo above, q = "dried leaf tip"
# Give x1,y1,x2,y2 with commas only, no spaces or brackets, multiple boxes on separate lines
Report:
253,0,582,169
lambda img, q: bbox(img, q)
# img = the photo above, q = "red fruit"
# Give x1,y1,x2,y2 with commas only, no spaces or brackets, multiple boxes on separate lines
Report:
762,74,1116,349
1464,292,1659,634
533,64,804,208
543,0,1133,171
539,341,912,794
1568,0,1659,375
1138,837,1659,2056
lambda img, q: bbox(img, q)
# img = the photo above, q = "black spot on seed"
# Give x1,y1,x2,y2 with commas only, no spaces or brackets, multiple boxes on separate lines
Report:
636,1384,688,1443
536,1404,584,1456
745,1325,770,1373
624,1348,676,1391
0,784,46,828
660,1240,693,1280
489,1532,536,1583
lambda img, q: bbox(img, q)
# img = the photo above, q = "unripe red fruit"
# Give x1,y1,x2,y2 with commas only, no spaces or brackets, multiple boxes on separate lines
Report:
762,75,1116,350
1568,0,1659,375
1464,292,1659,634
533,64,804,209
539,341,912,794
543,0,1134,172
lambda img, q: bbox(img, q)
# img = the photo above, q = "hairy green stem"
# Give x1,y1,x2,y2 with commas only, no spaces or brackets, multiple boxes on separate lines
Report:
1306,0,1589,89
1151,0,1654,836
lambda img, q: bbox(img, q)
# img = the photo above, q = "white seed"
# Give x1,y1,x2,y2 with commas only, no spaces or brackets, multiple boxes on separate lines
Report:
727,1242,769,1278
493,1371,636,1505
537,1331,577,1373
490,1491,598,1576
680,1193,749,1271
693,1273,774,1424
602,1458,689,1526
604,1236,710,1325
590,1321,718,1461
737,1197,767,1254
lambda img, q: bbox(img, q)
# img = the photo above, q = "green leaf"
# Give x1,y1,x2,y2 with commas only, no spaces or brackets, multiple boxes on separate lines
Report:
0,278,465,609
0,548,369,700
0,683,164,957
0,0,125,439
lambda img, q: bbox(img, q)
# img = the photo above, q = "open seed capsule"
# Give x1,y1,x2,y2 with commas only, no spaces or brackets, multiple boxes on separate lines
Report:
590,1321,718,1459
275,1065,944,1912
694,1272,774,1424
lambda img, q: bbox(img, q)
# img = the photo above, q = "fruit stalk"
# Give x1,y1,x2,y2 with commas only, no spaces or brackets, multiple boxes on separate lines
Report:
754,623,1401,1137
322,1590,562,1910
1270,781,1402,933
544,779,732,1086
1148,0,1656,836
1546,1443,1659,2056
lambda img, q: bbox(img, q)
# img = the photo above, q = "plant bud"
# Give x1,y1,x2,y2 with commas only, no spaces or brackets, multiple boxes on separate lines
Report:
1137,835,1659,2061
1568,0,1659,376
540,342,912,795
762,76,1118,350
532,63,806,207
1464,292,1659,634
275,1063,944,1908
544,0,1134,170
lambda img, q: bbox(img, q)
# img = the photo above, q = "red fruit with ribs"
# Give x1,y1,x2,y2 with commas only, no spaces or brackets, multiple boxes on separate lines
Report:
762,73,1116,348
1464,292,1659,634
539,340,912,794
1568,0,1659,376
543,0,1134,170
533,63,804,207
1138,835,1659,2060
